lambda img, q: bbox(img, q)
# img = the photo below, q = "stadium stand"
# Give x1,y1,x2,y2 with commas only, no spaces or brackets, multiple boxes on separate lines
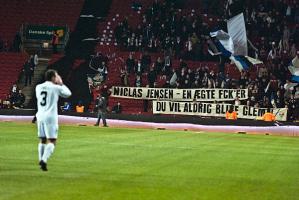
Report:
87,0,299,119
0,0,84,43
0,0,298,120
0,52,28,99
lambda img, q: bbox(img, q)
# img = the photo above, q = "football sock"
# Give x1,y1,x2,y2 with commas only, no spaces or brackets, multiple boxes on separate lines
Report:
38,143,46,161
42,143,55,163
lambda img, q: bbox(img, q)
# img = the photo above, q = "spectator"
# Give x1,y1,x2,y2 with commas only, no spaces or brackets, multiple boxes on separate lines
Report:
120,68,129,86
147,68,157,87
12,32,22,52
261,108,276,122
76,101,84,113
15,90,25,108
61,102,71,112
111,102,122,114
11,84,18,93
94,94,108,127
225,105,238,120
51,31,59,54
98,61,108,81
100,84,110,99
34,53,39,68
135,60,143,75
126,53,135,73
135,75,142,87
23,59,33,86
29,55,35,75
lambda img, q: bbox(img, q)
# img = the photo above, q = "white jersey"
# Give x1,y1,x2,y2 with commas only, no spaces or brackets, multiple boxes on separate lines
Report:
36,81,71,124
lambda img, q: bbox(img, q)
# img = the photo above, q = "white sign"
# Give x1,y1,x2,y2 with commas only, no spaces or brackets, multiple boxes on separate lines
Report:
153,101,288,121
111,86,248,101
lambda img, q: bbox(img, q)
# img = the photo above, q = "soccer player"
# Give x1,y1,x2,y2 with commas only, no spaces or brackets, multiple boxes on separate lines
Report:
36,69,72,171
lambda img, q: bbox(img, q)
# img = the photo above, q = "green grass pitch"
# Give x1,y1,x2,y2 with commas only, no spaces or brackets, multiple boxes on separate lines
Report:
1,122,299,200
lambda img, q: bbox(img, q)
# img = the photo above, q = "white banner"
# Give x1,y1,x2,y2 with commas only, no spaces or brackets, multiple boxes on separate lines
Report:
227,13,248,56
153,101,288,121
111,86,248,101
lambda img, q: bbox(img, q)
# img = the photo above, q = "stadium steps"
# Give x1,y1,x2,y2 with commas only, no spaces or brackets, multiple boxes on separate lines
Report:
18,58,49,107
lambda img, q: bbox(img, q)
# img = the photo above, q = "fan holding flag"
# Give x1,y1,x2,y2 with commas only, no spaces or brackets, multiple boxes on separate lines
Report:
208,13,263,72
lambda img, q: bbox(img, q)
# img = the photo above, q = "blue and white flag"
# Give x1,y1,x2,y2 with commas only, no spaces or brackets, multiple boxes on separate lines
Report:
292,76,299,83
209,16,262,72
210,30,234,56
228,55,262,72
227,13,248,56
288,56,299,83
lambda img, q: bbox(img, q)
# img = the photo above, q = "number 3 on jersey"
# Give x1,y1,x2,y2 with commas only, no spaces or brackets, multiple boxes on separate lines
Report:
40,91,47,106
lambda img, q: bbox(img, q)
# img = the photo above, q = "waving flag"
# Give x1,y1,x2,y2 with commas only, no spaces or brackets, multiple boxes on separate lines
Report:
227,13,248,56
288,55,299,83
208,13,262,72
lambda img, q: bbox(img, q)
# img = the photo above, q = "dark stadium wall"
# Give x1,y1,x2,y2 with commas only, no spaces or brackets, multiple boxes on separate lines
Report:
65,0,112,59
1,108,298,127
65,0,112,110
40,0,112,110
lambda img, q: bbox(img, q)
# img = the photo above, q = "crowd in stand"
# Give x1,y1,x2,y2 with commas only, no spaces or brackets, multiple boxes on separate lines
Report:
0,84,25,109
108,0,299,120
0,53,38,109
0,32,22,52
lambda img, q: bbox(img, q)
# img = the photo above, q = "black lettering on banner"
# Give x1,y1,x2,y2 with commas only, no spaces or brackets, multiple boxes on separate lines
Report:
219,104,226,114
124,88,129,96
197,103,203,113
219,90,223,99
236,90,240,98
258,109,266,116
207,104,212,113
183,103,189,112
183,90,192,100
193,90,200,99
168,90,174,99
138,89,143,97
156,102,166,112
173,102,181,112
154,89,159,98
40,91,47,106
241,90,246,98
216,104,221,114
169,102,175,112
162,89,166,98
228,90,233,99
252,107,258,116
193,103,198,113
114,87,120,96
132,89,137,97
210,90,215,99
243,106,248,115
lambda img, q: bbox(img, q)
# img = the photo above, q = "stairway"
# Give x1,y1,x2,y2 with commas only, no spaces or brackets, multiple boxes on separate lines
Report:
17,58,49,107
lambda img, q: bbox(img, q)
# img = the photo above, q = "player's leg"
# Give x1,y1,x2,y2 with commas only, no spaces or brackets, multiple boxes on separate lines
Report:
37,121,46,164
38,137,47,162
32,115,37,124
40,139,56,171
102,112,108,127
95,111,101,126
40,123,58,171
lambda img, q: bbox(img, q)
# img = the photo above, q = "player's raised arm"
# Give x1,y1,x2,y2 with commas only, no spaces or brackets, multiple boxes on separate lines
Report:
58,85,72,98
55,74,72,98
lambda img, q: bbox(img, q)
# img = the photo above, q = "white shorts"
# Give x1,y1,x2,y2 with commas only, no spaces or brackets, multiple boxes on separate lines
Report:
37,120,59,139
